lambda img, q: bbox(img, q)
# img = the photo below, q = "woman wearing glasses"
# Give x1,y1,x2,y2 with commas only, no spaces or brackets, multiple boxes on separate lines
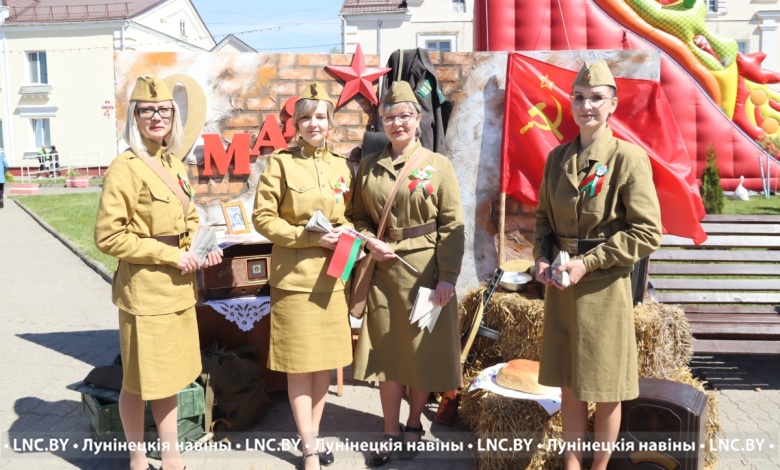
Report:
95,76,222,470
347,81,465,467
533,60,662,470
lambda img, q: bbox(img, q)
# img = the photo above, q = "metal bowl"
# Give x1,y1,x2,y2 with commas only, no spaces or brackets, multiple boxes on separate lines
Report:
498,271,533,292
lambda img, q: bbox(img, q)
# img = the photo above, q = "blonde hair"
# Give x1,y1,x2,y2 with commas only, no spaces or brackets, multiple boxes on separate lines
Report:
379,101,422,118
123,100,183,157
291,98,339,144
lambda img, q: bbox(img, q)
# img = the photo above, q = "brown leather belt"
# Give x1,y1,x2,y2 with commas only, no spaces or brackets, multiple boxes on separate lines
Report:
386,220,437,242
147,232,189,247
555,234,606,255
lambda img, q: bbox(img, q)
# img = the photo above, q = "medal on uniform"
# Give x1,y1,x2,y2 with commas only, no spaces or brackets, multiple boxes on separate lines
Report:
579,164,608,197
333,176,349,202
177,173,193,200
408,165,436,197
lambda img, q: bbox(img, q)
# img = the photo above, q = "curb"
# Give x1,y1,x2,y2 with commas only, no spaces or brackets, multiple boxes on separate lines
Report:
14,199,113,284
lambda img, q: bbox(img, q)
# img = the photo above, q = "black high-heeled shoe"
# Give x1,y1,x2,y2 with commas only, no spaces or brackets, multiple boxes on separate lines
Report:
299,452,321,470
297,436,334,466
366,430,402,468
318,439,334,467
399,424,425,460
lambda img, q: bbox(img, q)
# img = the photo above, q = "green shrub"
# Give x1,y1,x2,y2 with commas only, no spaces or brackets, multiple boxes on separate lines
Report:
700,144,724,214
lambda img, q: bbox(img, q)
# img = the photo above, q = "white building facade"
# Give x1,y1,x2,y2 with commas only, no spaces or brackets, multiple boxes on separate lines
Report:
705,0,780,73
340,0,473,63
0,0,214,170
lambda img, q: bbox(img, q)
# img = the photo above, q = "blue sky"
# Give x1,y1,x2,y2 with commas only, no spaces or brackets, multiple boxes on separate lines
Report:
190,1,344,52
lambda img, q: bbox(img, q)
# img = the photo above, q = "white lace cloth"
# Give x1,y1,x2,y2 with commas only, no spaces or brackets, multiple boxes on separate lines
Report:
468,363,562,415
203,295,271,332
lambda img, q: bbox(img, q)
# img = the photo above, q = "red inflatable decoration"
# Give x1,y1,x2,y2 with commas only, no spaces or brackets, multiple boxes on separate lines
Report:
475,0,779,192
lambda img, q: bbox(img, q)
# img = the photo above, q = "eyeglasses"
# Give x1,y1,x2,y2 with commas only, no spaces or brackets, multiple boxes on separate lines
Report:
135,107,174,119
570,94,612,108
381,112,416,125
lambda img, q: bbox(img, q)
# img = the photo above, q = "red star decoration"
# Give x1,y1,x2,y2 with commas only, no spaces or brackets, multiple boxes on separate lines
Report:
325,44,391,108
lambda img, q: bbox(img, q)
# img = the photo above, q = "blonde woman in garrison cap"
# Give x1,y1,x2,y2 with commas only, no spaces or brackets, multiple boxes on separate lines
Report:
95,76,222,470
532,60,663,469
252,82,353,470
347,80,465,467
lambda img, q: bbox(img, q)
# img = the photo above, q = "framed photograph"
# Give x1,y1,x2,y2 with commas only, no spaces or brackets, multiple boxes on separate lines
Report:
221,201,250,234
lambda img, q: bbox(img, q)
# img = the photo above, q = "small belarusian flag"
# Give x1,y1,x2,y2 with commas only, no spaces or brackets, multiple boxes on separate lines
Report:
327,231,363,281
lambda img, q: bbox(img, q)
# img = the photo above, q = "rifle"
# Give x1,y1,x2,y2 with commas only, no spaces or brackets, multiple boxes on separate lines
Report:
435,268,504,425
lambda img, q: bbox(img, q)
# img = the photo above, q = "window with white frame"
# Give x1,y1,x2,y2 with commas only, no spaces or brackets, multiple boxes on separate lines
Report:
419,34,456,53
31,119,51,148
736,40,748,55
452,0,466,12
180,20,186,37
426,40,452,52
707,0,718,13
27,51,48,84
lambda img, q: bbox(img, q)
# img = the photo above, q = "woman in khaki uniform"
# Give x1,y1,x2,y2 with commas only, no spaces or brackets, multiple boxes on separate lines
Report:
95,77,222,470
252,83,352,470
347,81,465,467
533,61,663,470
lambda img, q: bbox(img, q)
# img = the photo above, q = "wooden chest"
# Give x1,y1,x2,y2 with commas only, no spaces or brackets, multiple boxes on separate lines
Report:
200,242,272,300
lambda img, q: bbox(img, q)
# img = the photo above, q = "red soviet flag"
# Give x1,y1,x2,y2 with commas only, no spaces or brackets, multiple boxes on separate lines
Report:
501,53,707,244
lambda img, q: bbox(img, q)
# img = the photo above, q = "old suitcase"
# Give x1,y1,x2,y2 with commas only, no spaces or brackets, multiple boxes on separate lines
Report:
200,242,272,300
607,378,708,470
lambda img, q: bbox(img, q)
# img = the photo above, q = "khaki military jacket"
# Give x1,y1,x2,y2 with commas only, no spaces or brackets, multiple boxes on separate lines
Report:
252,143,353,293
95,141,198,315
533,128,662,282
347,140,464,285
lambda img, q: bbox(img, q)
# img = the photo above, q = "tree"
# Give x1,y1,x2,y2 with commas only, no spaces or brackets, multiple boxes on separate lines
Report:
700,144,723,214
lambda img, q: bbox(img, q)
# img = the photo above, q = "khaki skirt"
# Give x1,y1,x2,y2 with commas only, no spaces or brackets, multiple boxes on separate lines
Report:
118,306,201,401
268,287,353,373
538,273,638,403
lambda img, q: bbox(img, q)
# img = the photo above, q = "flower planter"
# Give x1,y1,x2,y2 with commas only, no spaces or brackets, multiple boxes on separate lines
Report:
8,183,40,195
66,176,90,188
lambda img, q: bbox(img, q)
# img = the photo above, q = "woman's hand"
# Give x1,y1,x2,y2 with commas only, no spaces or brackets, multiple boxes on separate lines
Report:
318,226,344,250
434,280,455,307
367,238,396,261
535,257,552,286
177,251,200,273
202,249,224,268
552,259,587,289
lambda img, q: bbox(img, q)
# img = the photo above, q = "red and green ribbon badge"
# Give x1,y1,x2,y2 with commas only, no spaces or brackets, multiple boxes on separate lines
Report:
177,173,193,201
408,165,436,197
333,176,349,202
579,164,609,197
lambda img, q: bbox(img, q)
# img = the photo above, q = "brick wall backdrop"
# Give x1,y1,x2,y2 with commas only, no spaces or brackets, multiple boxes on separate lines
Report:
187,52,466,204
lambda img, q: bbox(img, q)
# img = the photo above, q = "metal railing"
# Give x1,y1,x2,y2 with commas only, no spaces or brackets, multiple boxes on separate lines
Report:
20,152,102,183
9,3,130,21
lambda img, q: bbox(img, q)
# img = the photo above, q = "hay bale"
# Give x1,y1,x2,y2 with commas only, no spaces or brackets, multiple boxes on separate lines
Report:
633,303,694,378
466,368,719,470
458,285,720,470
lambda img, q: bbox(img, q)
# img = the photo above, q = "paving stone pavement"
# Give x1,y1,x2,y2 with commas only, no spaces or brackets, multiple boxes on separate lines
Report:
1,190,778,470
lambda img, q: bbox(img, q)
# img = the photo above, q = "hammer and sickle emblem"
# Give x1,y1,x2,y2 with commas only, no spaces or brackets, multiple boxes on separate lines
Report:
520,97,564,141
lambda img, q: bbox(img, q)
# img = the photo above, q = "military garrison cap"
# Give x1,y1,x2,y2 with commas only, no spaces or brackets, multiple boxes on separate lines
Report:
572,60,617,89
299,82,333,104
381,81,420,106
130,76,173,102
